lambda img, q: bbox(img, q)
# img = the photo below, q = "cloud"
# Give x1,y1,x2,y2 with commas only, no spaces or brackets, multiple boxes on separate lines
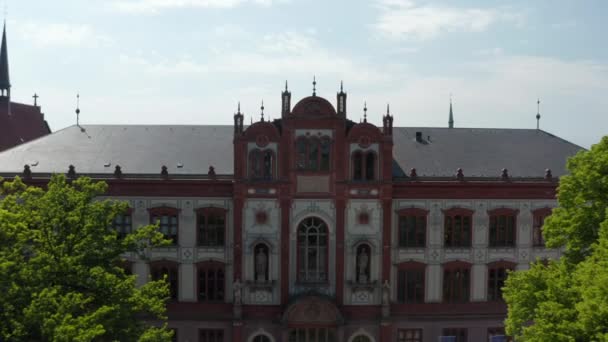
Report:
111,0,281,13
374,0,524,41
119,31,396,84
14,21,112,48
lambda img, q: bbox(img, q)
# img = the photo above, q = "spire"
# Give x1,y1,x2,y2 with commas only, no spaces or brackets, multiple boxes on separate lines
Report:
260,100,265,122
312,75,317,96
448,95,454,128
0,22,10,98
336,80,347,117
75,93,81,126
363,101,367,123
282,80,291,117
536,98,541,130
234,101,244,135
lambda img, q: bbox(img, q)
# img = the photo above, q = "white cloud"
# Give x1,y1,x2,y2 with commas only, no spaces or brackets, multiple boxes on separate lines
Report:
119,31,396,85
111,0,280,13
374,0,524,41
15,21,112,48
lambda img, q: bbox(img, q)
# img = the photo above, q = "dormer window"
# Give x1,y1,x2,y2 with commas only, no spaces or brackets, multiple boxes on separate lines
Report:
296,136,331,171
352,151,376,181
249,149,274,180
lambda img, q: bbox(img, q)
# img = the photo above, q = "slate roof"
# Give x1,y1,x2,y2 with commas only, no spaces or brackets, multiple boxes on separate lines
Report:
0,124,583,178
0,101,51,151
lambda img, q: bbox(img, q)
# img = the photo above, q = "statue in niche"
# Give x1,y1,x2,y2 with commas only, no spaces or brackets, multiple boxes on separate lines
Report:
255,246,268,282
382,280,391,318
357,246,370,283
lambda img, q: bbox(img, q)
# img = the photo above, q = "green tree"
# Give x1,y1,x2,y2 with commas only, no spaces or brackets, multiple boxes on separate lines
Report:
0,175,173,341
504,136,608,341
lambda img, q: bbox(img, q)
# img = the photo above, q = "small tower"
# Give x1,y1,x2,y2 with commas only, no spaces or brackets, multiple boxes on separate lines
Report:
281,81,291,118
336,81,347,117
448,96,454,128
383,104,393,136
536,99,541,130
234,102,244,135
0,22,11,113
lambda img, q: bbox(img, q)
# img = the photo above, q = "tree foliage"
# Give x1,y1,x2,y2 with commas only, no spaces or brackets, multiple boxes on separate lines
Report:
0,175,173,341
504,136,608,341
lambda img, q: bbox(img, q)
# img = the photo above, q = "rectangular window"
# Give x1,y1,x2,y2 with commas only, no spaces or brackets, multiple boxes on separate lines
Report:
533,213,548,247
489,215,516,247
113,213,132,239
397,269,425,303
150,264,178,300
442,328,467,342
399,215,426,248
198,265,225,302
487,327,513,341
198,211,226,247
288,328,336,342
443,268,470,303
488,267,511,301
151,214,179,245
199,329,224,342
170,328,178,342
398,329,423,342
444,215,472,247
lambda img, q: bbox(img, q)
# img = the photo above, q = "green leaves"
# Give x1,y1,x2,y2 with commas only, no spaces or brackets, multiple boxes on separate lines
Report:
505,136,608,341
0,175,171,341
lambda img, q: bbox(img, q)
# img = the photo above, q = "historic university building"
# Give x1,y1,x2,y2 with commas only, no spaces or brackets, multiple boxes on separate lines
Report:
0,25,583,342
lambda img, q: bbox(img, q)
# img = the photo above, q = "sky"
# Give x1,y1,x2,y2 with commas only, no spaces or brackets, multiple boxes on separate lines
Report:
4,0,608,148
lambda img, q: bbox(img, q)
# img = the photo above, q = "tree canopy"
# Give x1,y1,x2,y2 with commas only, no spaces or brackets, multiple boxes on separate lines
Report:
0,175,173,341
504,136,608,341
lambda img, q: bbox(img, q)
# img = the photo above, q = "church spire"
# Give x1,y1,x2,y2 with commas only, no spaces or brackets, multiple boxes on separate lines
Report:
448,96,454,128
0,22,10,99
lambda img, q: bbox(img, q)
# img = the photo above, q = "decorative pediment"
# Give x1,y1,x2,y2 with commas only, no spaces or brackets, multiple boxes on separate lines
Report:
282,295,343,325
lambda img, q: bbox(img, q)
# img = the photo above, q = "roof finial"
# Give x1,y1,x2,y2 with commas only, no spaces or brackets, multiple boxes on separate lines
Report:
312,75,316,96
285,80,288,92
363,101,368,123
260,100,265,122
536,98,541,130
340,80,343,93
75,93,81,126
386,103,390,116
448,93,454,128
237,101,241,114
33,93,39,107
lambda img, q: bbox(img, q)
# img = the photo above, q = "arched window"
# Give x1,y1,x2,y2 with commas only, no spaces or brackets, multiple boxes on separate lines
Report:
296,137,331,171
254,243,270,282
355,244,371,283
297,217,328,282
320,137,331,170
249,149,274,180
352,151,376,181
365,153,375,180
353,151,363,180
252,335,272,342
150,261,179,300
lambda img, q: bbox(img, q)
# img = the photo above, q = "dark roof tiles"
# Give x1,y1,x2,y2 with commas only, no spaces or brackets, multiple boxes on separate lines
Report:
0,124,583,178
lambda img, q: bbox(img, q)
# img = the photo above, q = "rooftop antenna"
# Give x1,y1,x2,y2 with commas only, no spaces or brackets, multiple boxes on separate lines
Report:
75,93,80,126
32,93,39,107
312,75,316,96
536,99,541,130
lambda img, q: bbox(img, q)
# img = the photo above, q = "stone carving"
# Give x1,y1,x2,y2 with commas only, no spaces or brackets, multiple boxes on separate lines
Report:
382,280,390,318
255,247,268,282
233,278,242,305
